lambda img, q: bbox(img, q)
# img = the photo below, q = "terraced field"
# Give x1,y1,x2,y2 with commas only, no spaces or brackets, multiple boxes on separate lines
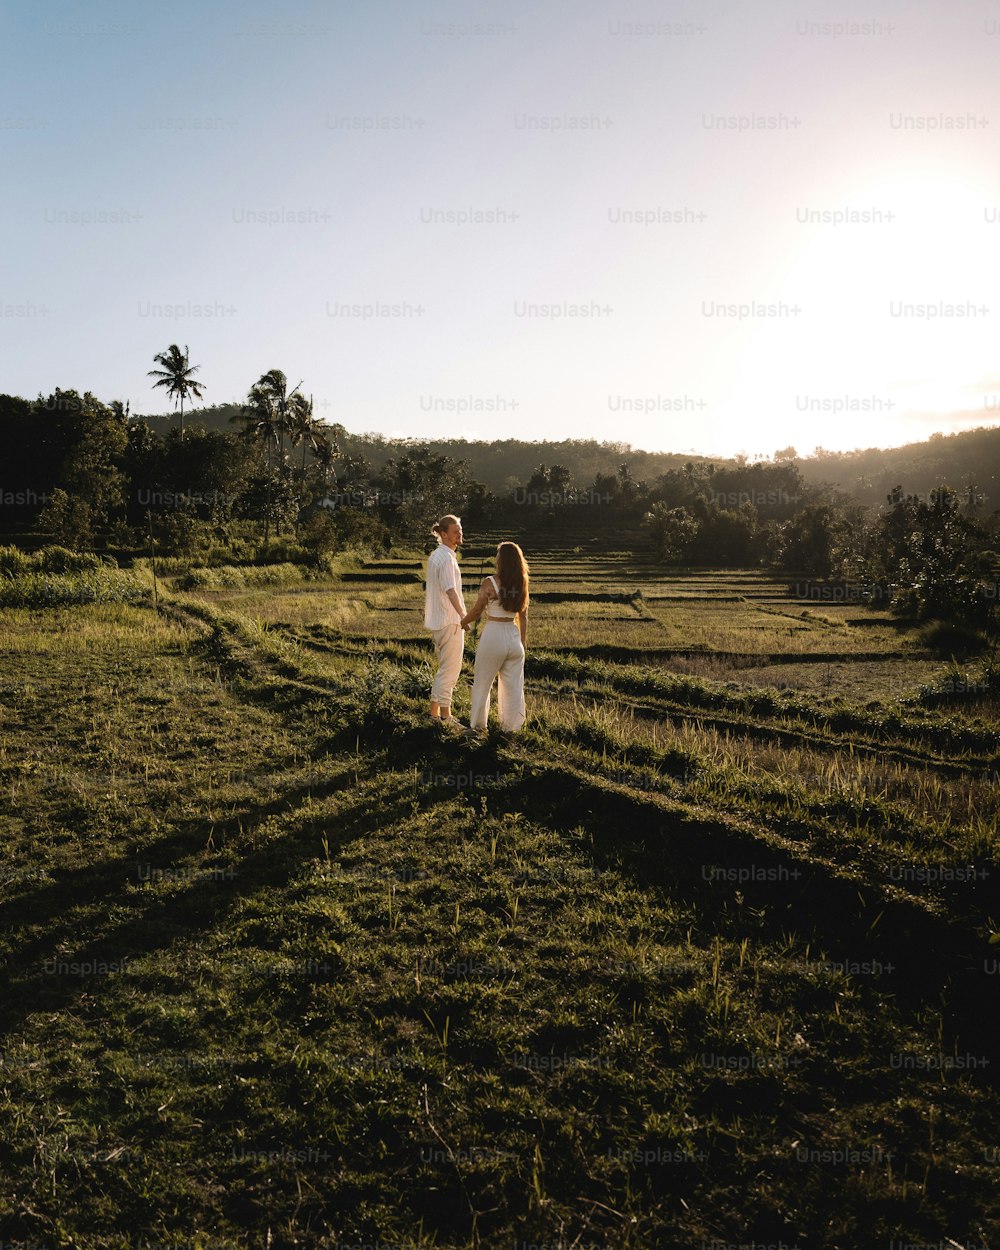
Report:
0,545,997,1248
186,550,948,692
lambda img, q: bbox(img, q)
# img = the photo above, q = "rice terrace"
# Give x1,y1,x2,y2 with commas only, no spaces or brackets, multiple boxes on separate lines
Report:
2,498,999,1248
10,1,1000,1243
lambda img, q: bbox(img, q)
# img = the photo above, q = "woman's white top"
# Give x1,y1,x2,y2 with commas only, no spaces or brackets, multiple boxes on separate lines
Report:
486,574,517,620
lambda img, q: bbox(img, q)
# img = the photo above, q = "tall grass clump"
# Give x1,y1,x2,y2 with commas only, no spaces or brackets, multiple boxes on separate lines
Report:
0,545,143,606
339,646,428,736
176,562,311,590
909,657,1000,708
0,544,106,575
0,567,146,607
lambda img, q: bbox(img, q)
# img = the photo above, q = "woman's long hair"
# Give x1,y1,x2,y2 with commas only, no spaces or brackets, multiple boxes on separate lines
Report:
495,541,529,613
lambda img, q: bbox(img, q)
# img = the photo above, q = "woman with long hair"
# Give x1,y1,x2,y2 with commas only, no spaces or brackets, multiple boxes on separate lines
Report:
460,541,529,734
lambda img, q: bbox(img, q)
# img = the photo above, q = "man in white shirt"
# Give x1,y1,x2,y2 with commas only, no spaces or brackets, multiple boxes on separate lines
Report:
424,513,467,726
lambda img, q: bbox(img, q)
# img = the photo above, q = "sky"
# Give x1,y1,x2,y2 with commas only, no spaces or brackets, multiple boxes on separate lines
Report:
3,0,1000,457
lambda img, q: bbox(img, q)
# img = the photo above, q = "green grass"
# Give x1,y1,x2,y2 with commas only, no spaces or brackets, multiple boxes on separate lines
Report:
1,553,998,1248
0,545,147,607
174,561,317,590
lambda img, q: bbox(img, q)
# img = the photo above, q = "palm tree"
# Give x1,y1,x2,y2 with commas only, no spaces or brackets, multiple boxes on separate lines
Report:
232,369,310,542
235,381,282,544
254,369,304,480
289,393,323,480
313,436,338,490
147,344,205,435
289,395,338,533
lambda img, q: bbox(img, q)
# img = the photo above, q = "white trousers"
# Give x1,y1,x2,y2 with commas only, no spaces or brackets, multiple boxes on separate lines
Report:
470,621,525,731
430,623,464,706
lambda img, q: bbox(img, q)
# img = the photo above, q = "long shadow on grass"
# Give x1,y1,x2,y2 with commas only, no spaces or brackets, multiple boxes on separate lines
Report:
542,643,936,665
485,752,1000,1077
533,682,996,780
0,750,458,1047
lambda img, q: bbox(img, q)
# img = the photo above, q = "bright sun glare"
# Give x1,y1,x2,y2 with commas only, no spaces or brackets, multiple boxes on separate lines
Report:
721,170,999,454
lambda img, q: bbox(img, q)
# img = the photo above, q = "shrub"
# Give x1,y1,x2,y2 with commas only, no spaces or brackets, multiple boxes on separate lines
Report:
254,538,311,565
341,648,402,735
107,518,141,549
917,619,991,659
299,509,339,568
37,488,94,549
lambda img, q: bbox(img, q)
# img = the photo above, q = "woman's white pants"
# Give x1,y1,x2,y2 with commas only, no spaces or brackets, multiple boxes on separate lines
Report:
470,622,525,731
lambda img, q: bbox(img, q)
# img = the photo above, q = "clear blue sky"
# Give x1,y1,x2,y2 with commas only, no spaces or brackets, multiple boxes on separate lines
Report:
3,0,999,455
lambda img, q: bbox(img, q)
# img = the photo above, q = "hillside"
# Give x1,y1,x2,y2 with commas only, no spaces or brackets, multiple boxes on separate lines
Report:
797,425,1000,509
135,404,1000,507
134,404,704,491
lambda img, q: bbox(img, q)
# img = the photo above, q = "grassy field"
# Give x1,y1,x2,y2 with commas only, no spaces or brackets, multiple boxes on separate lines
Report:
1,546,998,1249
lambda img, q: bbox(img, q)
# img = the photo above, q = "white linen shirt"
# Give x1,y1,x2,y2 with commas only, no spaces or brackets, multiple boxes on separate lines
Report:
424,543,463,629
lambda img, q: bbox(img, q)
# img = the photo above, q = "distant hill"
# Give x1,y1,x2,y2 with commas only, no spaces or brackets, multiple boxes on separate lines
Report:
134,404,717,491
134,405,1000,509
795,425,1000,510
135,403,243,438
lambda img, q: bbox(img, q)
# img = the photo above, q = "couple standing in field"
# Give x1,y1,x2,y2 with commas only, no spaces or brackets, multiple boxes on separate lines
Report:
423,514,529,737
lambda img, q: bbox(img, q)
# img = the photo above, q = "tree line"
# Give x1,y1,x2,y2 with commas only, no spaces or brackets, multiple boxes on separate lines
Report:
1,345,998,637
